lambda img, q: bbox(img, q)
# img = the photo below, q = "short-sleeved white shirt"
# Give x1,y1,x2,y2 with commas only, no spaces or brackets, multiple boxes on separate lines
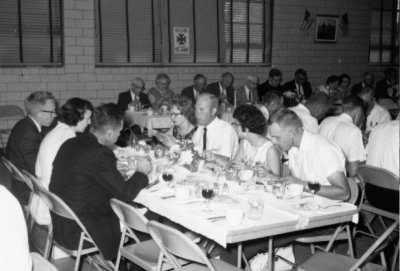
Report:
288,130,346,186
319,113,366,162
289,103,319,134
192,117,239,159
366,121,399,177
366,103,391,132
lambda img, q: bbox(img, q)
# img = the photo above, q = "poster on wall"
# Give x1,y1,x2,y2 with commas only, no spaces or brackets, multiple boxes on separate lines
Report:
315,15,338,43
173,27,190,54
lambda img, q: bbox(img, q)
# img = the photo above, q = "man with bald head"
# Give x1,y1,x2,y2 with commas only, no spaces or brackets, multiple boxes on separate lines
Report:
192,93,239,159
117,77,151,111
236,75,260,105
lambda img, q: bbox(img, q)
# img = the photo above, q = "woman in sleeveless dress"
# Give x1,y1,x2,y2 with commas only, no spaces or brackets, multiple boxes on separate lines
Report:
232,104,281,176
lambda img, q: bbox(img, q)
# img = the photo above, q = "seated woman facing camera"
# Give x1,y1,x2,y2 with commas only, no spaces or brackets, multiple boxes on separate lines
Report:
155,96,197,147
209,105,281,176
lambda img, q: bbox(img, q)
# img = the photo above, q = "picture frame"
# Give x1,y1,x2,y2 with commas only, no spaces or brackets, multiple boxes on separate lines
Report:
315,15,338,43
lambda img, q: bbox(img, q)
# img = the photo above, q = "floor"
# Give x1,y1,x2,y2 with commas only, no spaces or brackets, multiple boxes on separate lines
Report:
29,218,398,271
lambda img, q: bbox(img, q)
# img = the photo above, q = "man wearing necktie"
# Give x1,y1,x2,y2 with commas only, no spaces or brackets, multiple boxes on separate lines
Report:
192,93,239,159
236,75,260,105
205,72,235,105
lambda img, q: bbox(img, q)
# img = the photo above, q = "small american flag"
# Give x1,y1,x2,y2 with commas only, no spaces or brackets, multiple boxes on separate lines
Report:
300,9,315,32
339,13,350,36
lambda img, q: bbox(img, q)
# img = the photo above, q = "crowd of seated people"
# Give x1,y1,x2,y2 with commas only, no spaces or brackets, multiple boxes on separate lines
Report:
1,65,398,270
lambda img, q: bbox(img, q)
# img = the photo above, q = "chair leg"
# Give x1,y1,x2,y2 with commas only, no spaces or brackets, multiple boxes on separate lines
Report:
380,251,387,269
74,234,85,271
44,226,53,260
310,244,315,254
346,224,355,258
390,240,399,271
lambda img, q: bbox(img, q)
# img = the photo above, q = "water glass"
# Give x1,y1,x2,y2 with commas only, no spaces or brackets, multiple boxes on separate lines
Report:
226,166,237,181
127,156,137,170
247,197,264,220
272,180,286,199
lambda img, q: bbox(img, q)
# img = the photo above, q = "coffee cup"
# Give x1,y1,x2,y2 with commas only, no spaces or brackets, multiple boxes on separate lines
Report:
285,183,304,198
226,209,244,225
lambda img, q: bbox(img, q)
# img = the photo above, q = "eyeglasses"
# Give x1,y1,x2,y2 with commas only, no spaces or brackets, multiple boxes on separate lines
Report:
41,110,56,115
231,121,239,128
171,112,182,118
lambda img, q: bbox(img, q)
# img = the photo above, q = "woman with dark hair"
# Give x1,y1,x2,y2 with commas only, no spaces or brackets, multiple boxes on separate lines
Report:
231,105,281,175
338,73,352,99
33,97,93,225
155,95,197,146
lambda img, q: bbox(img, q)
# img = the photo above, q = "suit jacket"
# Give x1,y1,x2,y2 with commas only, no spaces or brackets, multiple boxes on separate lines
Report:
205,82,235,105
181,86,202,104
257,80,283,101
375,79,396,100
235,86,259,105
5,116,42,205
49,133,149,260
282,80,313,99
117,90,151,111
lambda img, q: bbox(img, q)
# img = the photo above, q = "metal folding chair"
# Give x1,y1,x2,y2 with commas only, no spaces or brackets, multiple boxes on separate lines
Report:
23,171,114,271
0,105,25,149
147,220,243,271
31,252,58,271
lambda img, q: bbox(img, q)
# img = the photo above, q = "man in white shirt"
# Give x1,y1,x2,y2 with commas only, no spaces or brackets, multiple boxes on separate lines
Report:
0,185,32,271
268,108,350,201
33,98,93,226
192,93,239,159
356,86,391,132
319,95,366,177
366,120,399,178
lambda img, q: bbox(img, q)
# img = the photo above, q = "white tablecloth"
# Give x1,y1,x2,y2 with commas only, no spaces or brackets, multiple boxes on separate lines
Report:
134,171,358,248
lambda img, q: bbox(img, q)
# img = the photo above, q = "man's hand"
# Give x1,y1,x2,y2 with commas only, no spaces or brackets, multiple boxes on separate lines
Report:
136,157,152,175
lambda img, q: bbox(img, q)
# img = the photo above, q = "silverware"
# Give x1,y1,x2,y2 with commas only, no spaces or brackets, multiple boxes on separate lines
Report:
145,180,159,190
319,204,342,209
207,215,226,221
160,195,175,199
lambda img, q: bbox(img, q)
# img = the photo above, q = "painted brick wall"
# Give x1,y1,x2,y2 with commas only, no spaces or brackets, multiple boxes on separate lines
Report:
0,0,383,113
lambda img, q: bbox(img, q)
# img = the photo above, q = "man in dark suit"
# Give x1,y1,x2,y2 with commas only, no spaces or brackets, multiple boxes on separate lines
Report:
6,91,56,205
375,67,398,100
49,103,151,261
283,68,313,100
257,68,283,101
236,74,259,105
181,73,207,104
117,77,151,111
351,72,374,95
205,72,235,105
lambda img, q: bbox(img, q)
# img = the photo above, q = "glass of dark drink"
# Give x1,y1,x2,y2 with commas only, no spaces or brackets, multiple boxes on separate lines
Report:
307,181,321,201
162,168,174,186
202,187,214,212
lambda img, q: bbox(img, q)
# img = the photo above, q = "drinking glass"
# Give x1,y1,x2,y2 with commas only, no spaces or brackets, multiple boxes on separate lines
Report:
272,179,285,199
247,197,264,220
307,181,321,202
202,186,214,212
162,169,174,184
226,166,237,182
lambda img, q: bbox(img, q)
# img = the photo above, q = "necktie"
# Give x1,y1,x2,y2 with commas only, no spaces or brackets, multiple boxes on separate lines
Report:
203,127,207,151
248,89,252,101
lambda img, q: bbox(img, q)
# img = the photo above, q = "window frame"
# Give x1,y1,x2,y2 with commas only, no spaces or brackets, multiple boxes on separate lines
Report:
368,0,399,65
0,0,64,68
94,0,273,67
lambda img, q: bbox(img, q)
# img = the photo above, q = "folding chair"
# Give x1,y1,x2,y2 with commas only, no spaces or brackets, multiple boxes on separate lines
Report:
0,105,25,149
295,177,359,257
2,157,34,222
147,220,243,271
24,171,114,271
110,198,173,271
289,219,399,271
31,252,58,271
356,165,399,271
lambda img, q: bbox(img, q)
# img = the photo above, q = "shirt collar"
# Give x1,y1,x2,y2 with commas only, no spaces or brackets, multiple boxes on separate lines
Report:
298,129,311,152
28,115,41,133
204,117,219,129
338,113,353,123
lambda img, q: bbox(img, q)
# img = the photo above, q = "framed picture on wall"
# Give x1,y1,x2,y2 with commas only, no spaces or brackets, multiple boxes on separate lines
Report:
315,15,338,43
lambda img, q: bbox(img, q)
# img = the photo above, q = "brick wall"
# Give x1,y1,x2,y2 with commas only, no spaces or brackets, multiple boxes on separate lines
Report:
0,0,385,112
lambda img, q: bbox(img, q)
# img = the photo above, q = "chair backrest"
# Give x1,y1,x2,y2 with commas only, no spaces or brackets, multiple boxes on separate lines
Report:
31,252,58,271
147,220,217,271
22,170,45,194
349,219,399,271
358,165,399,191
346,177,359,205
110,198,149,235
0,105,25,119
2,157,33,190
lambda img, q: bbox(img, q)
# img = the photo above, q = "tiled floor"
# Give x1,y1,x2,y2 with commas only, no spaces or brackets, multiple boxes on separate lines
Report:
30,219,398,271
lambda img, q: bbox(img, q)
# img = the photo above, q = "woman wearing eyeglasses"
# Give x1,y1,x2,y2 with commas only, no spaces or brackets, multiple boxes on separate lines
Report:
231,104,281,176
155,96,197,146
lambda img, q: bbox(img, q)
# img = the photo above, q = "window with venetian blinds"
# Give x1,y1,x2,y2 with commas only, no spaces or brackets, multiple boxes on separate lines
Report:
0,0,63,66
369,0,399,64
94,0,272,65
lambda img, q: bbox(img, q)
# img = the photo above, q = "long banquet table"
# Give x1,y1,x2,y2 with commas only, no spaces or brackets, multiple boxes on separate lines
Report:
134,169,358,271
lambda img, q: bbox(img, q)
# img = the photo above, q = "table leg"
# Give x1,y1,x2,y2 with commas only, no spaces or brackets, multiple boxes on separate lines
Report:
237,242,242,268
261,237,273,271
